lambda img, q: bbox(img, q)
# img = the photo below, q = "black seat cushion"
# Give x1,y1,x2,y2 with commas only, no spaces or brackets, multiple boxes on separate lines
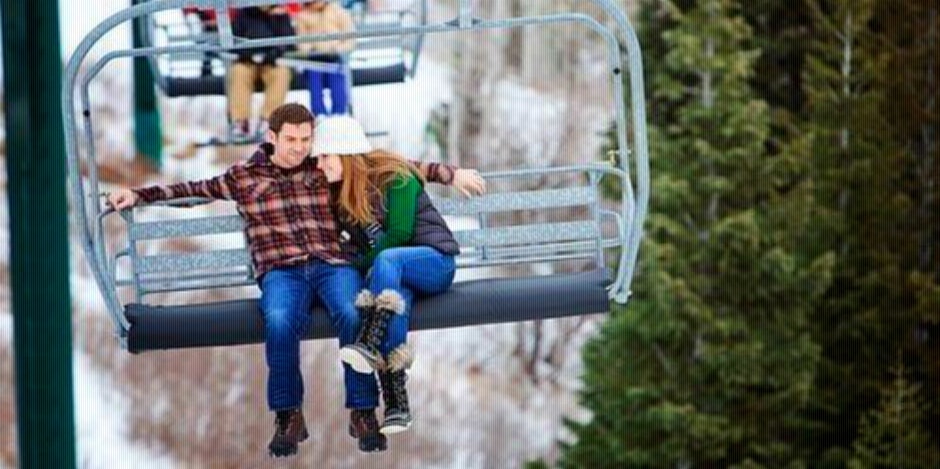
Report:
125,269,610,353
162,62,406,97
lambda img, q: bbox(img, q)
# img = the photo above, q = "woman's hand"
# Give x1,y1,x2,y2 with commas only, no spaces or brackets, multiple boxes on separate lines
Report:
452,169,486,197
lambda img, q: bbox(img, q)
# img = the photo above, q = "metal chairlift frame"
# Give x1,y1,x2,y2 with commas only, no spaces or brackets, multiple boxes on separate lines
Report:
140,0,428,97
62,0,650,352
140,0,426,145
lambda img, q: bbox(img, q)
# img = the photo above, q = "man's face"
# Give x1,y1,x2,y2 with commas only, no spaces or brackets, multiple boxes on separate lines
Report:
268,122,313,169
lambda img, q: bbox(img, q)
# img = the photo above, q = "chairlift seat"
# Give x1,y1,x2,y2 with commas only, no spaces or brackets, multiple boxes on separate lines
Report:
125,268,610,353
114,173,624,353
150,2,419,97
163,61,407,97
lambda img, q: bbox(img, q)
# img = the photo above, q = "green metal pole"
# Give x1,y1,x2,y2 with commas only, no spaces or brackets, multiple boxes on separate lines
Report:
132,0,163,168
1,0,77,467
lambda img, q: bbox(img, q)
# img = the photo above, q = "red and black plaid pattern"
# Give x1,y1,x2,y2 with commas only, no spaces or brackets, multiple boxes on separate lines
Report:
133,145,455,278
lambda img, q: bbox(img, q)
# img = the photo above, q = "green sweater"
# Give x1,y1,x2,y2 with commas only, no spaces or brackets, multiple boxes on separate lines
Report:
356,174,421,269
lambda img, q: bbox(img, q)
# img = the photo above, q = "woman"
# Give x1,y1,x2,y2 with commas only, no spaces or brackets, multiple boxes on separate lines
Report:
313,115,468,435
295,0,356,115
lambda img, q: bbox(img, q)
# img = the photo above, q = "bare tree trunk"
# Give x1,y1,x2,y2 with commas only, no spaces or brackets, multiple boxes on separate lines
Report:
703,36,718,232
837,11,855,257
504,0,524,74
448,26,487,170
922,5,937,272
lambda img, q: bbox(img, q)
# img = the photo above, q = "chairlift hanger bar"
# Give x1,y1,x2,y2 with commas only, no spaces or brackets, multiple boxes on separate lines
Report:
84,13,621,77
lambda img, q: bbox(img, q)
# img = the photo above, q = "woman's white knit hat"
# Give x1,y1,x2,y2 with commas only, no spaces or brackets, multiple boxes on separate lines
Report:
312,115,373,156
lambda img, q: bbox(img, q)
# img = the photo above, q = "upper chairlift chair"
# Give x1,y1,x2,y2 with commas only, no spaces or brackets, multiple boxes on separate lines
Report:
141,0,427,145
63,0,650,353
142,0,427,96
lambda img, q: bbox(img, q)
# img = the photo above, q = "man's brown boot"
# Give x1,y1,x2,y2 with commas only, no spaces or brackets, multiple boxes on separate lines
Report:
268,408,309,457
347,408,388,452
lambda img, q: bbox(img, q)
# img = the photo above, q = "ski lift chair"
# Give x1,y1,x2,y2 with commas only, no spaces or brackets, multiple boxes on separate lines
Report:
140,0,428,98
63,0,650,353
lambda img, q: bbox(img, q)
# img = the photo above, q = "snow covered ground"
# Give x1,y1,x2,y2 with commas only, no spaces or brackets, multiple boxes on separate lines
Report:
0,313,9,347
73,353,176,469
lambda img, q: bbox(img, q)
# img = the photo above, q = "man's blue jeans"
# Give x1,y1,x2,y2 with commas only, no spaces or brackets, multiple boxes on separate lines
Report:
367,246,456,356
259,259,378,411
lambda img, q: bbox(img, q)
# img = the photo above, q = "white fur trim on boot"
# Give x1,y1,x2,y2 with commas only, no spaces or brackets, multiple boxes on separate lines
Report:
355,289,375,309
374,290,406,315
387,344,414,371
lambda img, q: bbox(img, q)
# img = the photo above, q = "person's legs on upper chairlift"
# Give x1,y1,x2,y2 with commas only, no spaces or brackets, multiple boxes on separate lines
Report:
306,68,349,116
227,61,291,143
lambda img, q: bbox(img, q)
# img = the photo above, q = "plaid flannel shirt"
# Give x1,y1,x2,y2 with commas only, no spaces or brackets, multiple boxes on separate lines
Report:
133,144,456,278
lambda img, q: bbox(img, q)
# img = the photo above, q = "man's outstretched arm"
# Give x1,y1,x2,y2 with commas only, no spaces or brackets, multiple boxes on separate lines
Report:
107,168,239,210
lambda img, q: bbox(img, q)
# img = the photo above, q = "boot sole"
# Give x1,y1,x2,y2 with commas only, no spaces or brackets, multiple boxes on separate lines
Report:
340,347,377,374
360,442,388,452
269,448,297,458
380,419,412,435
380,423,411,435
268,444,298,458
350,428,388,452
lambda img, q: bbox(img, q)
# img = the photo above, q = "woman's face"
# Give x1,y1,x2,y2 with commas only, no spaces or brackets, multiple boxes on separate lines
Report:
317,154,344,182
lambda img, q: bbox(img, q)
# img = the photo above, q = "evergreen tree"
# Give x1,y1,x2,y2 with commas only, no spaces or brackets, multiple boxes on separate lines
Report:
633,0,693,123
737,0,814,189
561,1,832,467
798,1,940,464
879,0,940,439
848,366,940,469
739,0,813,114
797,0,901,463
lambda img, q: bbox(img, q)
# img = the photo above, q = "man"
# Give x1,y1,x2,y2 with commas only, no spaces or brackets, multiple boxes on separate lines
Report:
108,103,485,457
228,6,295,142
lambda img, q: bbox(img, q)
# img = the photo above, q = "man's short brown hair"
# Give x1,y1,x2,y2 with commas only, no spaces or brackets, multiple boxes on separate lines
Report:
268,103,315,134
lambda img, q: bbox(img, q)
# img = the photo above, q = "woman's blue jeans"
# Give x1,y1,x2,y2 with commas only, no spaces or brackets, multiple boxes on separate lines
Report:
366,246,456,356
259,259,378,411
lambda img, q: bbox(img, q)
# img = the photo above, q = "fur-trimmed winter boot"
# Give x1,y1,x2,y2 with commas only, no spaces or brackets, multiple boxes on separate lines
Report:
340,289,405,373
378,344,414,434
